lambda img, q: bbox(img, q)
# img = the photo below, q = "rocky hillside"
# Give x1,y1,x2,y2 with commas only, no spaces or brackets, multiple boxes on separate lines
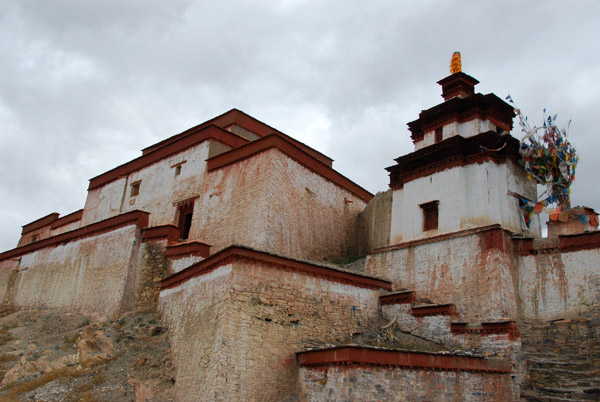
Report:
0,309,175,402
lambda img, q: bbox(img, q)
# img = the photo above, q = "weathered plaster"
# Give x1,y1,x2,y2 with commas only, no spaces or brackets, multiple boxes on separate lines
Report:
390,160,537,244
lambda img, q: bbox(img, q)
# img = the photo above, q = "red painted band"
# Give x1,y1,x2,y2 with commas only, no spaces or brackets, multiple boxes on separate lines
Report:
296,346,511,373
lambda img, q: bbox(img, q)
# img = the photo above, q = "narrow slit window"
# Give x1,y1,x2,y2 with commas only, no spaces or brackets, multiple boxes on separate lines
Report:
130,181,141,197
435,127,443,143
421,201,439,231
172,160,186,177
177,201,194,241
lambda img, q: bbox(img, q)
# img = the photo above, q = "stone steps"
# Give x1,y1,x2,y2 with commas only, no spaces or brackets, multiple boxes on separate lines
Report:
527,358,595,371
522,386,600,402
377,290,521,363
520,315,600,402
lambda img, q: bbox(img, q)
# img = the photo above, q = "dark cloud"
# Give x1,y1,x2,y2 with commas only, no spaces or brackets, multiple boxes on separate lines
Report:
1,0,599,250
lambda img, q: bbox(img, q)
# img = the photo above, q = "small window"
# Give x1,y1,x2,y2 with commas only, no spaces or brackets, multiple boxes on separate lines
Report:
172,161,186,177
435,127,443,143
177,201,194,240
421,201,439,231
130,181,141,197
30,234,39,244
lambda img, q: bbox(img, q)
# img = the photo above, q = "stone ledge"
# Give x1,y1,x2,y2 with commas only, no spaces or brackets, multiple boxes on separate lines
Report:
142,225,180,243
296,346,511,373
380,291,416,305
164,241,211,259
372,224,509,254
411,304,458,317
451,321,520,339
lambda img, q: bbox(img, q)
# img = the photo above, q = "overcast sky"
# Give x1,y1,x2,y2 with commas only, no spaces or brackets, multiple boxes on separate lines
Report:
1,0,599,251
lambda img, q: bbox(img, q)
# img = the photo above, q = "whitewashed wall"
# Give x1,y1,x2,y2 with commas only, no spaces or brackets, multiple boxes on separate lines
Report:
390,160,537,244
82,141,211,227
414,118,497,151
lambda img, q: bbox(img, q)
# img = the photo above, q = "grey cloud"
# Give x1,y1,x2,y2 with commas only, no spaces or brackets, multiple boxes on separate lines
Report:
1,0,599,250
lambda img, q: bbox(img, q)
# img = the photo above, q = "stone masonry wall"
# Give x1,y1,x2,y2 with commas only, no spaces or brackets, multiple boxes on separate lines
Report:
357,189,392,254
265,150,367,260
193,149,367,261
366,228,519,321
159,257,384,401
0,259,19,312
158,265,233,402
2,225,141,316
299,365,518,401
135,241,172,312
190,151,274,253
520,311,600,401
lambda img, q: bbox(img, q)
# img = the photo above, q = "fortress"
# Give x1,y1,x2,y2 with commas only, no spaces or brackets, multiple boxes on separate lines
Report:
1,69,599,401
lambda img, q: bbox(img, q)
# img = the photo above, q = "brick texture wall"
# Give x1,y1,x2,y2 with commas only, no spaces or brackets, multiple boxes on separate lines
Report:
159,257,384,401
299,365,518,401
193,149,367,261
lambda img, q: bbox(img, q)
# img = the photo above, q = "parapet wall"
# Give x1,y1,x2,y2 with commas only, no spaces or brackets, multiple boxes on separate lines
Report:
514,231,600,320
0,211,149,316
299,363,517,401
367,225,600,322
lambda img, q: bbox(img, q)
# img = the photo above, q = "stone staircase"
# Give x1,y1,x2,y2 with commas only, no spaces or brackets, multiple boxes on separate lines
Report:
520,316,600,401
378,290,521,361
297,288,521,400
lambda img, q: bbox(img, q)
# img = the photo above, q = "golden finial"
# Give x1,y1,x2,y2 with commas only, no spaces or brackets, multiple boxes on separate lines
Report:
450,52,462,74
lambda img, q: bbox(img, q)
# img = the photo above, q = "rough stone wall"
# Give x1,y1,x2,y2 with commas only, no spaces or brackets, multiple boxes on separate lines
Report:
265,151,366,260
357,189,392,254
135,241,172,312
520,312,600,401
0,259,19,311
366,230,519,321
298,365,518,401
158,265,235,402
517,246,600,321
4,225,141,316
194,149,367,261
159,258,382,401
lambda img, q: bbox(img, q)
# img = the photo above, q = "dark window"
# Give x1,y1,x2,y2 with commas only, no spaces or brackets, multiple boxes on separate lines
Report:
435,127,443,143
421,201,439,231
174,165,182,176
177,202,194,240
130,181,141,197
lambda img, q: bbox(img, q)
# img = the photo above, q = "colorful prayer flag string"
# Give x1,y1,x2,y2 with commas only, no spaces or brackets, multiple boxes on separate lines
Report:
506,96,578,209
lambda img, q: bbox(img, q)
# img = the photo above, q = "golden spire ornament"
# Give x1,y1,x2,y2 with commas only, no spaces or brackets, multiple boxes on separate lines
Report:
450,51,462,74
